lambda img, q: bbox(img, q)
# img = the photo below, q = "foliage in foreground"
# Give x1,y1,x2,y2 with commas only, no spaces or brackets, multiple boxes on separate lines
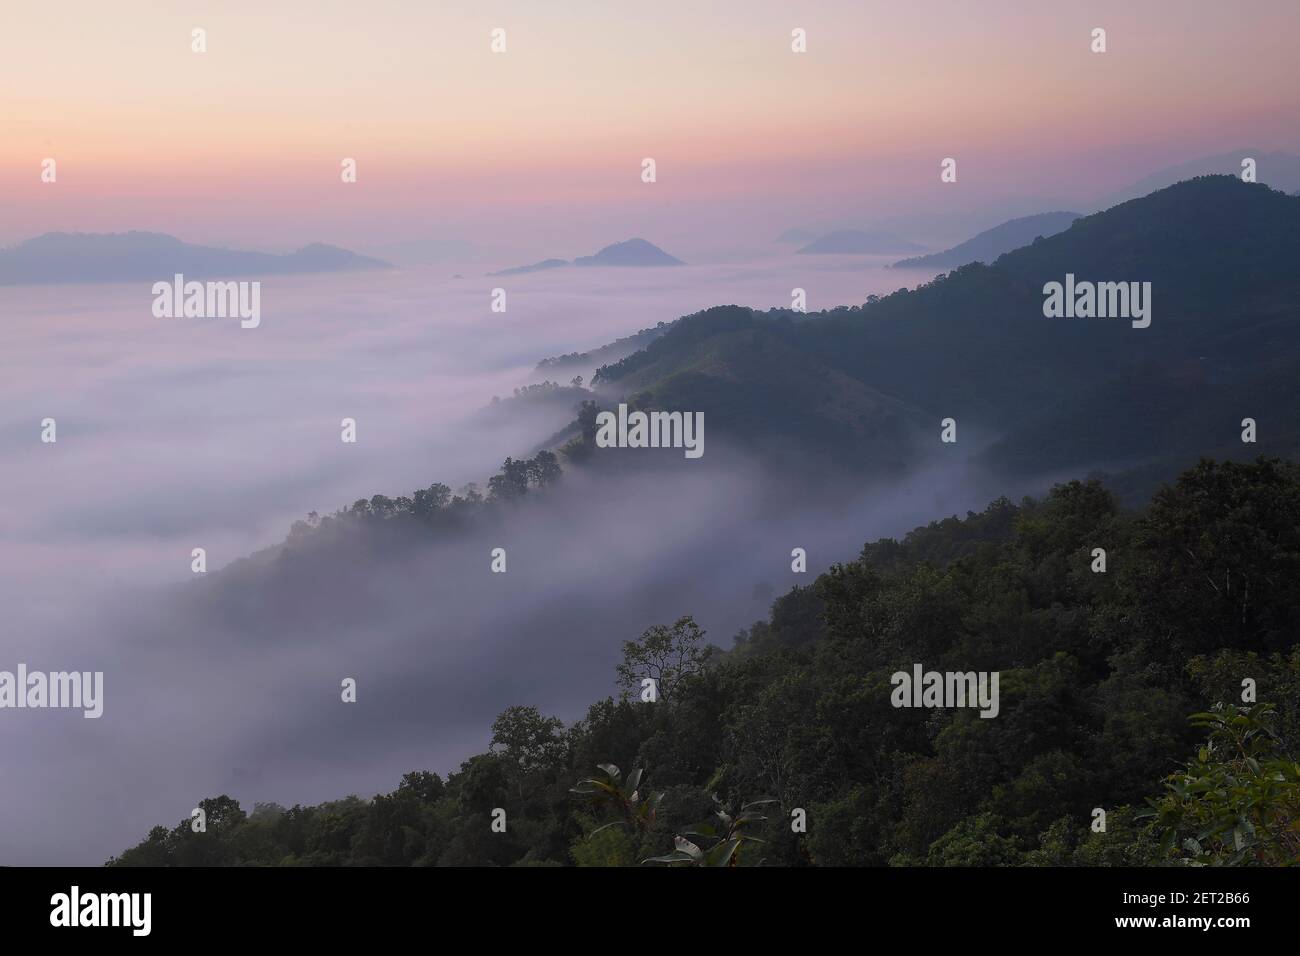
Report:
109,458,1300,866
1143,703,1300,865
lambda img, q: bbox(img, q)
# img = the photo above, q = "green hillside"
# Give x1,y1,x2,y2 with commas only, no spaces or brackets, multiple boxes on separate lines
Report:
109,458,1300,866
582,178,1300,495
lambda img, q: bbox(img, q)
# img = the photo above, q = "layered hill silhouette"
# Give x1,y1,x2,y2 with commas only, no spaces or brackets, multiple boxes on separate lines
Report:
575,238,682,267
574,177,1300,496
0,231,390,284
491,257,568,277
490,238,682,276
1097,149,1300,210
797,229,926,255
892,211,1080,270
774,228,816,245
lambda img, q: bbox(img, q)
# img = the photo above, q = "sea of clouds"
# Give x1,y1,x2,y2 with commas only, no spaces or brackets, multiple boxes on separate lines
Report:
0,254,1037,864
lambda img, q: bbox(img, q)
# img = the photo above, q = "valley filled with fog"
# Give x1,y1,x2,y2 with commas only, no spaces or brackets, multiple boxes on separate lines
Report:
0,254,1043,865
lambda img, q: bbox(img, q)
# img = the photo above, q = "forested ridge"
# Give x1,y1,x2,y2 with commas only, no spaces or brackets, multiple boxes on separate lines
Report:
110,456,1300,866
567,178,1300,499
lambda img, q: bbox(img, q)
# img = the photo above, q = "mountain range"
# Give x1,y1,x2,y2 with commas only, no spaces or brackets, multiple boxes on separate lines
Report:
774,228,817,245
0,231,390,285
1095,149,1300,210
796,229,927,255
560,177,1300,500
102,178,1300,875
891,211,1081,270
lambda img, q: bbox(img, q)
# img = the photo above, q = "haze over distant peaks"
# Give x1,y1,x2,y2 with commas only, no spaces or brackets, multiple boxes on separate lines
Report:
0,231,390,285
797,229,927,255
490,258,569,277
892,211,1082,270
774,228,817,245
575,176,1300,496
490,238,683,275
359,238,474,266
1097,149,1300,209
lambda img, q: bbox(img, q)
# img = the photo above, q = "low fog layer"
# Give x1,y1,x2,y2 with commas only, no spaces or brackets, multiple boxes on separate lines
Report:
0,257,1054,866
0,256,937,594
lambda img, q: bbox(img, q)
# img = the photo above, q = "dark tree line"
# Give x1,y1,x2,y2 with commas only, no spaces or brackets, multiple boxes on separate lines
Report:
285,449,563,543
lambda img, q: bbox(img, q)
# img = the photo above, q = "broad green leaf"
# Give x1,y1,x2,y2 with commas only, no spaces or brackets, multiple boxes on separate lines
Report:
674,836,703,860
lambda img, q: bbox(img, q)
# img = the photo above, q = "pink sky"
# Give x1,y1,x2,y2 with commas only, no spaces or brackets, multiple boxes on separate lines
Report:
2,0,1298,255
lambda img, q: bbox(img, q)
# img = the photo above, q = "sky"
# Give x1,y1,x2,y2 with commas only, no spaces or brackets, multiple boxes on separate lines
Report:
3,0,1299,257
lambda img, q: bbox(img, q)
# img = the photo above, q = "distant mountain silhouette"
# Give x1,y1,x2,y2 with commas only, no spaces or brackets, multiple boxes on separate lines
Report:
489,258,568,277
573,238,683,267
892,211,1081,270
797,229,926,255
491,238,684,276
774,228,816,245
0,231,390,285
1097,149,1300,209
